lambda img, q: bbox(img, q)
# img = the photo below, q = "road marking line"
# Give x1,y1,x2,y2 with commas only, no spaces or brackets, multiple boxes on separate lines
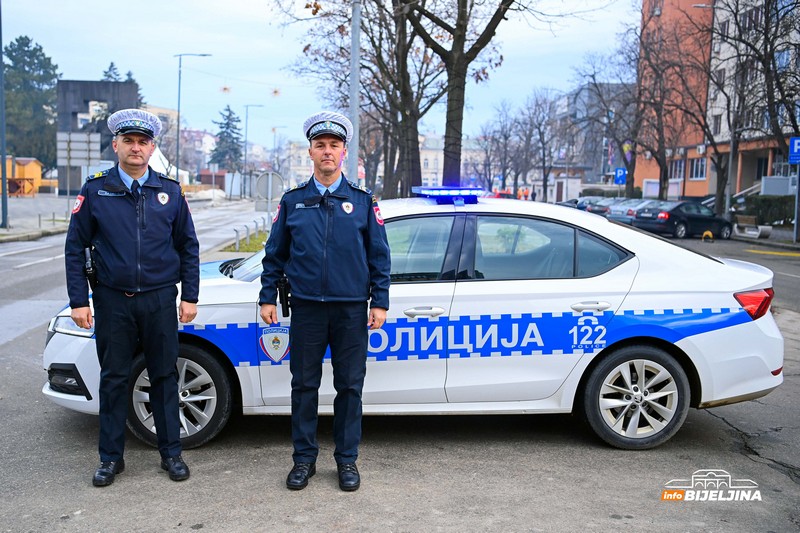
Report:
744,249,800,258
775,271,800,279
0,245,55,257
13,254,65,269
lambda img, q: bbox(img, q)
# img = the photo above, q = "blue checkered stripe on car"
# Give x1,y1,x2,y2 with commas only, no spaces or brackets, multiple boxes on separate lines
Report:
179,307,751,367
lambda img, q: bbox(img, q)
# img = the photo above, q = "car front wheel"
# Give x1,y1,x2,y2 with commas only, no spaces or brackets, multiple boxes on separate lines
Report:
582,345,690,450
719,224,732,240
127,344,233,449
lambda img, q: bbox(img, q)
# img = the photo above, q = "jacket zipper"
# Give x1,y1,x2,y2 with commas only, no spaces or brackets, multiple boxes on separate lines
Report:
135,190,142,291
321,194,332,300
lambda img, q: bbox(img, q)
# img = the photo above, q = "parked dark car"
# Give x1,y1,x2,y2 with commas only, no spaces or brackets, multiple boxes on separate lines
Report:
632,200,732,239
585,197,625,216
575,196,605,211
556,198,579,208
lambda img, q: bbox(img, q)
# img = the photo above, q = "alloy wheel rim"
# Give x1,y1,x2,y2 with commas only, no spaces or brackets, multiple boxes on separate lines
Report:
131,357,218,438
597,359,678,439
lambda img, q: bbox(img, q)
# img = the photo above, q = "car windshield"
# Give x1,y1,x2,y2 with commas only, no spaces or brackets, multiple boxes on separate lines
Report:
619,198,643,207
597,198,621,206
231,250,266,282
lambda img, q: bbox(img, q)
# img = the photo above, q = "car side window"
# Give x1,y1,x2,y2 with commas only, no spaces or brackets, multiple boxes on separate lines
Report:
475,216,575,280
682,203,700,215
386,216,454,282
697,204,714,217
576,231,628,277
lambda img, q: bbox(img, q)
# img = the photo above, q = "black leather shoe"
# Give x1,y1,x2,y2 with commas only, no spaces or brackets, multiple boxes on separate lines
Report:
286,463,316,490
161,456,190,481
92,459,125,487
337,462,360,491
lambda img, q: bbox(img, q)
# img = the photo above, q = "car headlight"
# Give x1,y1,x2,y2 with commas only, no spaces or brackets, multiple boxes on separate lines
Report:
47,316,94,345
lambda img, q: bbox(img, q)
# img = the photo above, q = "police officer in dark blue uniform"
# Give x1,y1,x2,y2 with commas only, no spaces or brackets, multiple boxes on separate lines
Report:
259,111,391,491
65,108,200,487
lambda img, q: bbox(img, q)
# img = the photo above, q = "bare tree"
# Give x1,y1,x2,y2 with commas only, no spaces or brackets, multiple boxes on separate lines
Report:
712,0,800,154
575,32,643,199
524,88,559,203
279,0,447,197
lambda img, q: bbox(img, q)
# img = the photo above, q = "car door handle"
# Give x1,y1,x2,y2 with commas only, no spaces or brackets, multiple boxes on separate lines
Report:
403,306,446,318
570,301,611,312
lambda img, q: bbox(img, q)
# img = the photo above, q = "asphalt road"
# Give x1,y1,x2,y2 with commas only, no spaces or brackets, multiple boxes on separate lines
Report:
0,212,798,532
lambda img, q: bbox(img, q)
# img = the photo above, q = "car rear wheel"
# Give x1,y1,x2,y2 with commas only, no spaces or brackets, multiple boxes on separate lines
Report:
582,345,690,450
127,344,233,449
673,222,688,239
719,224,732,240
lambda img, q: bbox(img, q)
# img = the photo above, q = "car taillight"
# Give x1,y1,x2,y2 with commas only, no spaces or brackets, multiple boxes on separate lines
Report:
657,211,670,220
734,288,774,320
627,208,635,216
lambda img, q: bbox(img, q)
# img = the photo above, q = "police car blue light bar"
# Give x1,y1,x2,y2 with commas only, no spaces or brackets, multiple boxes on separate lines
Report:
411,186,483,204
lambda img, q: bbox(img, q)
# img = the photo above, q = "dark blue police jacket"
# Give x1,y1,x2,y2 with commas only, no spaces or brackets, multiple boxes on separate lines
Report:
259,178,391,309
65,165,200,309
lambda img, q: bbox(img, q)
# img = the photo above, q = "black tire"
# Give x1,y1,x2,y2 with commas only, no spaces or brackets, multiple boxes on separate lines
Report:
719,224,732,240
673,222,688,239
582,345,690,450
127,344,233,449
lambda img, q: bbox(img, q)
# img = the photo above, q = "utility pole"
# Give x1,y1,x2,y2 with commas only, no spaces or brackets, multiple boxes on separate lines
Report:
347,0,361,184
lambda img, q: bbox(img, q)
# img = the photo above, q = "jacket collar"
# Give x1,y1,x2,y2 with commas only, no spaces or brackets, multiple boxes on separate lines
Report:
102,165,163,192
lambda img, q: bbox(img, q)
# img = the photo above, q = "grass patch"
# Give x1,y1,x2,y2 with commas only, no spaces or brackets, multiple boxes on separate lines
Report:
221,230,269,253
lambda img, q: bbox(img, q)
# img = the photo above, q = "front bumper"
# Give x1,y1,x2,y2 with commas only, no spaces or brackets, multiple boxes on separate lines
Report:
42,331,100,415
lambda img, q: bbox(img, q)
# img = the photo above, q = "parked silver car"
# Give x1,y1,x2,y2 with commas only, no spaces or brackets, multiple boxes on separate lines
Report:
607,199,657,224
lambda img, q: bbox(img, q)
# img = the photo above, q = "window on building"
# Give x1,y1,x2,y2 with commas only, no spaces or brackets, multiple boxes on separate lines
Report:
719,19,729,41
689,158,707,180
669,159,686,181
712,114,722,135
711,68,725,99
776,49,791,72
739,6,763,32
423,158,429,169
776,0,794,16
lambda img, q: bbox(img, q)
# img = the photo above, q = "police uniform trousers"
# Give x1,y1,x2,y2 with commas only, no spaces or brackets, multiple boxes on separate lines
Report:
92,284,182,462
288,299,368,464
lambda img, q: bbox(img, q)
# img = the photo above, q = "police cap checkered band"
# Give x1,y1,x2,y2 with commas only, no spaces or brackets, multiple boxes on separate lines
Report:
107,108,162,139
303,111,353,143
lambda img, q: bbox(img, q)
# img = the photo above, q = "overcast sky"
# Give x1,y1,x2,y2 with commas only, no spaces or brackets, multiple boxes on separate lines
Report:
3,0,638,149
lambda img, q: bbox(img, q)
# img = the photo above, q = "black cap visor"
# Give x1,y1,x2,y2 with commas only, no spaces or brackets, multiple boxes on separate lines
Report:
115,126,155,139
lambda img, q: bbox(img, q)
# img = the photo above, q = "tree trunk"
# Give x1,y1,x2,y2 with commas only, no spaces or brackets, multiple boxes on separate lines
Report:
441,59,468,186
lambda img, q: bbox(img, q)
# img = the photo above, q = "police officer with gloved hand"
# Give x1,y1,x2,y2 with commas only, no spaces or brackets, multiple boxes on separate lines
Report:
259,111,391,492
65,108,200,487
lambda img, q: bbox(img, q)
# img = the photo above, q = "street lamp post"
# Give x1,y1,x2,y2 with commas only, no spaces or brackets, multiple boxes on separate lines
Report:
271,126,287,171
347,0,362,183
243,104,264,198
175,53,210,183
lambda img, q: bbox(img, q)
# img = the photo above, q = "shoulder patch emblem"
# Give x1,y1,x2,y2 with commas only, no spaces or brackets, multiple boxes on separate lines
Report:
72,195,85,214
373,205,384,226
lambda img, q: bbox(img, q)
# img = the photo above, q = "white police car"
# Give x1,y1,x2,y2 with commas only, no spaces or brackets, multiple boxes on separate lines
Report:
43,187,784,450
